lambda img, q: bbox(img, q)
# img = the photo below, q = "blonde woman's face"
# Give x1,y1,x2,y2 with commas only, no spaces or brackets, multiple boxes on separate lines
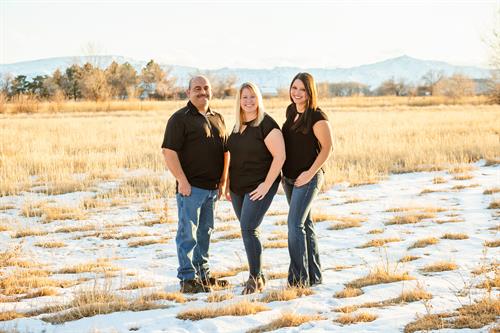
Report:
290,79,308,106
240,87,258,114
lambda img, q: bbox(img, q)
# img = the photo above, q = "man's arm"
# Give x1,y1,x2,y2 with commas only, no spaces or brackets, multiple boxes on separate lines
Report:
162,148,191,196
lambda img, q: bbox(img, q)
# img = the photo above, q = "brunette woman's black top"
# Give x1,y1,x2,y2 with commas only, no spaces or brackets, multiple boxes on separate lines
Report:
282,104,328,179
228,113,280,195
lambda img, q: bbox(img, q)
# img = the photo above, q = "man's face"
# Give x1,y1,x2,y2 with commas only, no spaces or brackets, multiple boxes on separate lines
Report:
187,77,212,111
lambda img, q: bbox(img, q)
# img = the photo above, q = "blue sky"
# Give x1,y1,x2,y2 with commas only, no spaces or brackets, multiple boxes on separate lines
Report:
1,0,498,68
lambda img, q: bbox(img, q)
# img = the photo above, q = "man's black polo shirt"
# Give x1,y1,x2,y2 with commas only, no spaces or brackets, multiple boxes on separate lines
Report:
162,101,227,190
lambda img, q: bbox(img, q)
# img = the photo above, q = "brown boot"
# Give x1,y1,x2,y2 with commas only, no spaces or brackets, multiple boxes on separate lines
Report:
242,275,265,295
180,279,212,294
202,277,230,288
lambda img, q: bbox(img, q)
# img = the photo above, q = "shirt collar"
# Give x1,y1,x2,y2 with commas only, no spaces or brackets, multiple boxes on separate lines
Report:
187,101,215,116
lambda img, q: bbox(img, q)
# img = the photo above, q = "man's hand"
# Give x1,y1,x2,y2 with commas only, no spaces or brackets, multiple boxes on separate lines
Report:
178,179,191,196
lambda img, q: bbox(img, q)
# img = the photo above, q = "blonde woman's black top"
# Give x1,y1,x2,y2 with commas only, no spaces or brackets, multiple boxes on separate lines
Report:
282,104,328,179
228,113,280,195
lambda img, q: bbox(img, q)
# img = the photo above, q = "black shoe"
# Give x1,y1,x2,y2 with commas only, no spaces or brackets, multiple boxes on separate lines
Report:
180,279,212,294
202,277,230,288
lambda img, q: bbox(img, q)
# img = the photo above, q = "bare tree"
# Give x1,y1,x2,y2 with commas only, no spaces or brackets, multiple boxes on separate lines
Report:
421,70,444,96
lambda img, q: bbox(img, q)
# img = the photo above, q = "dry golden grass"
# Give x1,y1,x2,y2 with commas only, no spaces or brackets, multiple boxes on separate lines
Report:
408,237,440,249
335,286,432,313
453,173,474,180
57,259,118,274
263,241,288,249
1,102,498,198
42,206,87,223
488,200,500,209
346,266,414,289
34,241,67,248
385,206,446,213
441,233,469,240
206,291,234,303
82,197,110,210
344,197,366,204
404,296,500,333
398,255,420,262
386,213,435,225
419,188,440,195
477,270,500,289
128,237,169,247
420,261,458,273
176,299,269,320
335,312,378,325
266,271,288,280
22,287,59,299
247,312,324,333
368,229,384,234
54,223,96,233
260,287,314,303
448,165,477,174
40,285,168,324
451,184,480,190
0,311,25,321
215,224,238,232
335,287,364,298
12,227,49,238
141,291,187,303
434,217,465,224
329,219,363,230
273,219,287,226
0,269,74,295
21,200,46,217
121,280,154,290
398,255,420,263
268,230,287,241
432,177,447,184
267,210,287,216
214,231,242,241
358,237,401,248
484,187,500,195
484,239,500,247
211,264,249,279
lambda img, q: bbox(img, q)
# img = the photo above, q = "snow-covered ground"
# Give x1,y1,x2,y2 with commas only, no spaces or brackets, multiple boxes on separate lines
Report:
0,161,498,333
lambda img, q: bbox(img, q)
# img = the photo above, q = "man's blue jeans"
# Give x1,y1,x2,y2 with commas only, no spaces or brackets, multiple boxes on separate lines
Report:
230,180,279,278
175,186,218,281
282,171,323,286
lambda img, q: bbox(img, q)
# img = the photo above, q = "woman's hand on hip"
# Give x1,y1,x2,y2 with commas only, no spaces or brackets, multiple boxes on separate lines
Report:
294,170,314,187
250,182,271,201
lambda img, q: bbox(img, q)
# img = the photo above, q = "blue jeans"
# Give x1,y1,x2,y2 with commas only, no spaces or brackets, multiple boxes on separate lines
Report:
175,186,218,281
282,171,323,286
230,180,279,278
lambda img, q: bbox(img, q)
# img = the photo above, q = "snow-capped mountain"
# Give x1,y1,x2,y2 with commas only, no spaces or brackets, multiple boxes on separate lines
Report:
0,55,491,92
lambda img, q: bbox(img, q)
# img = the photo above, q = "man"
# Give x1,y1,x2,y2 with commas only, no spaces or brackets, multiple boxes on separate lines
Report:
162,75,229,293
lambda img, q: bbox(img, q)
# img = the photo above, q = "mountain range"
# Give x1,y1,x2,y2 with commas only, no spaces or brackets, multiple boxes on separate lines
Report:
0,55,491,93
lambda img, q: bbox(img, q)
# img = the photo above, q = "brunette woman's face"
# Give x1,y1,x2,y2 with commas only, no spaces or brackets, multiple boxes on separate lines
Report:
290,79,308,106
240,87,258,114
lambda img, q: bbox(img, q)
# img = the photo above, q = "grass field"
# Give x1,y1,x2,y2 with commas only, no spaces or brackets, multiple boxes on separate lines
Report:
1,98,499,198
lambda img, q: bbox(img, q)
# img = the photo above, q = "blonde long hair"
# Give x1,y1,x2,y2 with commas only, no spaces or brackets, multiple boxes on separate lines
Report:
233,82,265,133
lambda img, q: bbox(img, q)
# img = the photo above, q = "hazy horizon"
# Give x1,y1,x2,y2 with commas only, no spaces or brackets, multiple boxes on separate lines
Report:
1,0,498,69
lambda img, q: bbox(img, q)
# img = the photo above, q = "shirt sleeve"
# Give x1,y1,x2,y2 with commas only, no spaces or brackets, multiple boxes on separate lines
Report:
219,114,229,152
161,113,185,151
312,109,329,125
260,114,280,139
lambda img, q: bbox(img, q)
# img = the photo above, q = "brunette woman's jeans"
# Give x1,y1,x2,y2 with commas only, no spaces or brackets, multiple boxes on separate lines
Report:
230,181,279,278
282,171,323,286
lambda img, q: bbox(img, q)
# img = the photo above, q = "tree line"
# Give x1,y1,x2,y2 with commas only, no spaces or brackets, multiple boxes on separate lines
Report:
0,61,495,102
0,60,238,102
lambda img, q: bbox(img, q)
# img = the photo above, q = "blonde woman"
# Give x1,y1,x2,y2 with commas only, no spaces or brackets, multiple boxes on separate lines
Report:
225,82,285,294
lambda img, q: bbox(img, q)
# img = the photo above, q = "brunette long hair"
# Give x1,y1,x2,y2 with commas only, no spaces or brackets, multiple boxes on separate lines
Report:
288,72,318,134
